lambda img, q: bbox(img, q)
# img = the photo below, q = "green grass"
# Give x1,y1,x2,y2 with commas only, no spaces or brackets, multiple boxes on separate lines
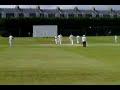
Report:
0,36,120,85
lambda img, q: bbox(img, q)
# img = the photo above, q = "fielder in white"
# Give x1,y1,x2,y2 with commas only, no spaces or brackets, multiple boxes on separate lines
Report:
9,35,14,46
76,35,80,44
55,36,58,44
69,34,74,45
115,35,118,43
58,34,62,45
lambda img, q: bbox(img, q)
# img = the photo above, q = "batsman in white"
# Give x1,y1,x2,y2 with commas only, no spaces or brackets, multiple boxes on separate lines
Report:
9,34,14,46
115,35,118,43
76,35,80,44
55,36,58,44
69,34,74,45
58,34,62,45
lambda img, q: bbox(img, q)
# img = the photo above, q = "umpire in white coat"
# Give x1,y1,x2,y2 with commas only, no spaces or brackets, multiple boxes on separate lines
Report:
82,35,87,47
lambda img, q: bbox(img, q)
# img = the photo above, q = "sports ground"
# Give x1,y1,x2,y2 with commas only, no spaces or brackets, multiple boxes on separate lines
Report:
0,36,120,85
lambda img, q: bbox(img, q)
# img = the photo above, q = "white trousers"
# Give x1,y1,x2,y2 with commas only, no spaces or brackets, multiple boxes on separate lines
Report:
55,39,58,44
115,39,117,43
77,40,80,44
58,38,62,45
9,40,13,46
70,40,73,45
59,40,62,45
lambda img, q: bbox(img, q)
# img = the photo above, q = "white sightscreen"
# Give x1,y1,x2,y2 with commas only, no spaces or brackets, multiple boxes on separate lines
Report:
33,25,58,37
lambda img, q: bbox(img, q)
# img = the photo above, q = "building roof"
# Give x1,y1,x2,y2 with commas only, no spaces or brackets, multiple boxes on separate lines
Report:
0,8,120,15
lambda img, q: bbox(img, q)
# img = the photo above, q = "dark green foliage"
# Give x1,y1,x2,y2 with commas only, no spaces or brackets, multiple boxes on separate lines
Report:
0,17,120,37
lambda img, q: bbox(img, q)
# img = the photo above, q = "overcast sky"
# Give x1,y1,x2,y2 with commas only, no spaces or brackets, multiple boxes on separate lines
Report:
0,5,120,10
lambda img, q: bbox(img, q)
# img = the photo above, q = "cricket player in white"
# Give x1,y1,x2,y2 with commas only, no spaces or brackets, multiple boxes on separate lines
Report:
82,35,87,47
55,36,58,44
9,35,13,46
115,35,118,43
57,35,60,44
69,34,74,45
58,34,62,45
76,35,80,44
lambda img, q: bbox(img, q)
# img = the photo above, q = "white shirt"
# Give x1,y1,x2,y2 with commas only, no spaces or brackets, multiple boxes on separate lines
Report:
82,36,86,42
76,36,80,40
9,35,13,40
58,35,62,40
55,36,57,39
69,35,73,40
115,35,117,40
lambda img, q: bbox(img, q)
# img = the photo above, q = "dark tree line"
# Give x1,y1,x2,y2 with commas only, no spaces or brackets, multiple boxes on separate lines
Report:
0,17,120,37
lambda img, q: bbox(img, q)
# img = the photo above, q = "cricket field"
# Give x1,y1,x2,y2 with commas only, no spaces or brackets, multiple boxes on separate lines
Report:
0,36,120,85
